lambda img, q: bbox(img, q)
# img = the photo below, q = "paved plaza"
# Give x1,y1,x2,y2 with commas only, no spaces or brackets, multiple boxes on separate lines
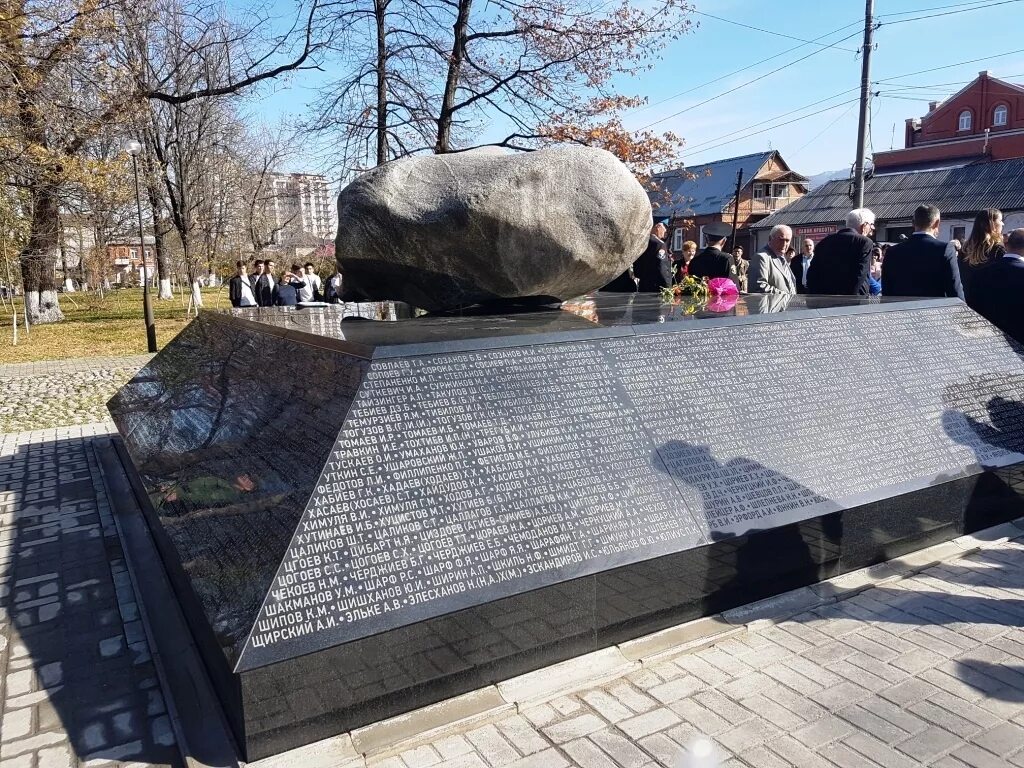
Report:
2,358,1024,767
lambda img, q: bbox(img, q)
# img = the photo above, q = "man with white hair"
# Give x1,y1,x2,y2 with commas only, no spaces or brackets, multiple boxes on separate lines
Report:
805,208,876,295
750,225,797,294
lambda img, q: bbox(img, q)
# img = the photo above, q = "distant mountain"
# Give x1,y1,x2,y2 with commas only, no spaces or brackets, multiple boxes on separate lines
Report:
806,169,848,189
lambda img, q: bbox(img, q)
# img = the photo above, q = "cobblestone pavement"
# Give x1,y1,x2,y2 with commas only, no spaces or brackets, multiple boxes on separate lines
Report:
369,538,1024,768
0,356,152,434
4,419,1024,767
0,425,179,768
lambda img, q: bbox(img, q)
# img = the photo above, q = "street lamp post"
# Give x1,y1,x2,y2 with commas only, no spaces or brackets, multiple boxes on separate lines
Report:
125,140,157,353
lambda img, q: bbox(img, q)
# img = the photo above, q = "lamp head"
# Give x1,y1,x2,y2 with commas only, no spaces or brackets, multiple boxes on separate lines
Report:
125,140,143,157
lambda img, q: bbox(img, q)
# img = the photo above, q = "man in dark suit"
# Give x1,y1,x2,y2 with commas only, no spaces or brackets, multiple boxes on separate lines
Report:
633,222,672,292
688,223,738,286
969,229,1024,343
791,238,814,294
228,260,257,308
251,259,277,306
881,204,964,298
806,209,875,295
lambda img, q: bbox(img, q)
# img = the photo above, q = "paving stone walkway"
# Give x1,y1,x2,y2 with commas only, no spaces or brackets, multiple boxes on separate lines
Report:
0,357,152,434
0,425,178,768
3,418,1024,767
359,536,1024,768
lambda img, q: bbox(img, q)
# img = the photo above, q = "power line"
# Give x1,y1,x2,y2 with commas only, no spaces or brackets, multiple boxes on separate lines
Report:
682,98,862,161
633,18,862,115
793,102,860,156
874,49,1024,82
689,10,859,53
881,0,1024,25
679,87,859,152
878,0,1015,15
639,27,866,130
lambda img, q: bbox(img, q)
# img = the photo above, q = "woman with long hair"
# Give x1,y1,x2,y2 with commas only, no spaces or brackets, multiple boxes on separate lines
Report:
960,208,1005,303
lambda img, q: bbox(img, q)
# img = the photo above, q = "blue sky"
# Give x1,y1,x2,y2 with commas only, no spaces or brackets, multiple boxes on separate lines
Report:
248,0,1024,178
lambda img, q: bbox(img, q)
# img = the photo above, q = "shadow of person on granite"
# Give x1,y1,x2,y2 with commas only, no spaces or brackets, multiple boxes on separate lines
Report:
0,435,181,767
651,441,844,617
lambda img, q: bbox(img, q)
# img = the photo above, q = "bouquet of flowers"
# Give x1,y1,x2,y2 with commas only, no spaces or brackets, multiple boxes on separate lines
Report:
660,275,739,315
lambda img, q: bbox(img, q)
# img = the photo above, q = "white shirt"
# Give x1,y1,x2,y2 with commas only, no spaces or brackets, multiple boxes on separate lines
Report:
239,276,257,307
297,275,316,302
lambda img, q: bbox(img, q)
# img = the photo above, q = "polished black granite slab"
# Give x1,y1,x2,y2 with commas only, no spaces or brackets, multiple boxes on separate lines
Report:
109,296,1024,760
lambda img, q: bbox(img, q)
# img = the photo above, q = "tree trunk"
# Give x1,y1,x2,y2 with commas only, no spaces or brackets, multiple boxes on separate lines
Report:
20,185,64,323
374,0,389,165
153,218,174,299
435,0,473,153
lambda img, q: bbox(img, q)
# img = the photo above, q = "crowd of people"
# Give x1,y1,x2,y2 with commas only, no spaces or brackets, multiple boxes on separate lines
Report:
228,259,345,308
610,205,1024,343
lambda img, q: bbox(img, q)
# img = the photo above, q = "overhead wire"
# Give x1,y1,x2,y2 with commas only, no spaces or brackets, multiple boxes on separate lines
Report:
793,102,860,156
880,0,1024,24
680,87,860,153
681,98,862,161
638,26,866,130
687,10,858,53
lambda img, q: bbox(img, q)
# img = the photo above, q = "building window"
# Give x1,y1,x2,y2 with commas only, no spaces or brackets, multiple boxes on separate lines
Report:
672,228,683,251
958,110,972,131
129,249,137,259
771,184,790,199
994,105,1008,126
752,183,765,199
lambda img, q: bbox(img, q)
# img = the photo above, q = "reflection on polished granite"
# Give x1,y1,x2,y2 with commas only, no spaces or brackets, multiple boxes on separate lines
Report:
107,295,1024,760
108,313,369,665
219,294,942,358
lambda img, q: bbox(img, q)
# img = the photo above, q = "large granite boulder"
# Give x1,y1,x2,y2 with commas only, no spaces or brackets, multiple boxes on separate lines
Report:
335,145,652,310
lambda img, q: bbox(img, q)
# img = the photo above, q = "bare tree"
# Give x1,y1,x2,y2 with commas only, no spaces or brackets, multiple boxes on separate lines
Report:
0,0,331,323
309,0,693,170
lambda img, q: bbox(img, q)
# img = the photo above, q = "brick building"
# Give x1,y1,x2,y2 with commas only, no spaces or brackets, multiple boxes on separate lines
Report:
873,71,1024,172
650,151,808,254
107,237,156,284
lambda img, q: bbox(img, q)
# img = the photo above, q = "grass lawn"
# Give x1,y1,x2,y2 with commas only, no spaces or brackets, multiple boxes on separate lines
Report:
0,287,228,364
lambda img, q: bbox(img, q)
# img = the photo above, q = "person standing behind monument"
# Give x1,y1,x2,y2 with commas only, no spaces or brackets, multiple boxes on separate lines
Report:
959,209,1006,303
732,246,749,292
273,264,306,306
688,223,738,287
228,260,257,308
673,240,697,282
253,259,277,306
749,225,797,295
806,209,875,295
966,229,1024,343
791,238,814,293
325,269,344,303
633,222,672,292
881,204,963,299
303,263,323,301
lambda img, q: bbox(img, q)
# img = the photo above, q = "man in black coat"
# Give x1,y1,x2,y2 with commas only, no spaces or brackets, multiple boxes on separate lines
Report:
791,238,814,294
805,209,875,295
633,222,672,292
881,204,964,298
968,229,1024,343
251,259,277,306
688,223,738,286
228,260,257,308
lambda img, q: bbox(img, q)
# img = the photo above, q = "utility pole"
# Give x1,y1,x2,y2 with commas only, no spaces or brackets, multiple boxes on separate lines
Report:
852,0,875,209
729,169,744,253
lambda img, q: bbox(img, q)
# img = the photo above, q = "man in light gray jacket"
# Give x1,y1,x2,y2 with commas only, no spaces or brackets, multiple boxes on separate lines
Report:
750,225,797,294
